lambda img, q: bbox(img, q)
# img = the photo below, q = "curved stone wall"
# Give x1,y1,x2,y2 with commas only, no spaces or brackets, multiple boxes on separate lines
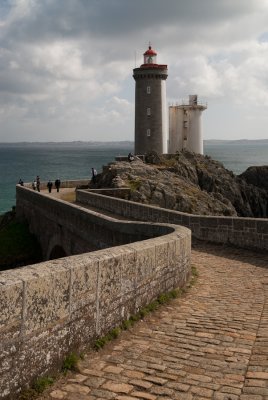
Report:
16,186,177,259
76,189,268,251
0,186,191,399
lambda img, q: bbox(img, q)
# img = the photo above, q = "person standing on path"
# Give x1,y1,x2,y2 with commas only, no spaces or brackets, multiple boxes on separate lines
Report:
91,167,97,184
47,180,53,193
36,176,40,192
128,152,134,162
55,178,61,192
32,180,37,190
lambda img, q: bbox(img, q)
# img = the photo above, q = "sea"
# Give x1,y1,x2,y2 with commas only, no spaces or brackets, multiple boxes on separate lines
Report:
0,140,267,215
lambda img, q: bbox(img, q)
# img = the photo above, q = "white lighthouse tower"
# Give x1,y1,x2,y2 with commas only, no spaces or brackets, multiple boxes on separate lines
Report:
169,95,207,154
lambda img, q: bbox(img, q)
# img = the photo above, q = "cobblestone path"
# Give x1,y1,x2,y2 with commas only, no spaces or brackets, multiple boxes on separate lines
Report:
41,242,268,400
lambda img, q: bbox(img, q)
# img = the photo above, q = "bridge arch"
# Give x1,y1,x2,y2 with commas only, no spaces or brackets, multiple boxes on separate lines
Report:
49,245,67,260
46,234,68,261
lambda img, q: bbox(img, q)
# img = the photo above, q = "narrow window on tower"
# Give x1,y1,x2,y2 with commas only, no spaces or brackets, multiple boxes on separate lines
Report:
147,129,151,137
147,107,151,116
147,86,151,94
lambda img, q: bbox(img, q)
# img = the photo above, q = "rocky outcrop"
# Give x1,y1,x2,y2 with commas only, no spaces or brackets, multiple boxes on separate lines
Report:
93,151,268,218
239,166,268,191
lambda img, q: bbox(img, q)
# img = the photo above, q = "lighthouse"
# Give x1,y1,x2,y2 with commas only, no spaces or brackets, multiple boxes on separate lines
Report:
133,45,168,155
169,95,207,155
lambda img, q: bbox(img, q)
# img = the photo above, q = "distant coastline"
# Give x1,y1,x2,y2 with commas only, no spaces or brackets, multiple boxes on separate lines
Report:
0,139,267,147
0,141,134,147
0,140,267,214
204,139,268,145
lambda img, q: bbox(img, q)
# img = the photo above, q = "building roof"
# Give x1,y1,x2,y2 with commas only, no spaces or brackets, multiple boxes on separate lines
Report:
143,45,157,56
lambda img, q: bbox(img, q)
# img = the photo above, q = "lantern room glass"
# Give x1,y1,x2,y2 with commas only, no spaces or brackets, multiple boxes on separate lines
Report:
144,53,157,64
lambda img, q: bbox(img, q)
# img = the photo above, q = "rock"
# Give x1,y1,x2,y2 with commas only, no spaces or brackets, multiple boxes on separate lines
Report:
95,152,268,218
239,166,268,190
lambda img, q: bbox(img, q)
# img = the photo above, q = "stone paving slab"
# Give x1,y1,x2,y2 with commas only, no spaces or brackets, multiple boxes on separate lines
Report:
40,242,268,400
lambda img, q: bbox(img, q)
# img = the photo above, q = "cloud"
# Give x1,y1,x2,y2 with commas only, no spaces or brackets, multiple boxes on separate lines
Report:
0,0,268,141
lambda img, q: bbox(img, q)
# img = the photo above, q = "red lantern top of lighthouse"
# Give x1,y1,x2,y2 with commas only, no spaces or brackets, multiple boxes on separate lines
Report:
140,44,167,69
143,45,157,64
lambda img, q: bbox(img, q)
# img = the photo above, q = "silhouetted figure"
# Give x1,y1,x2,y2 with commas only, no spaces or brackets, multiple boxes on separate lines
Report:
47,180,53,193
128,152,134,162
36,176,40,192
55,178,61,192
91,168,97,184
18,179,24,186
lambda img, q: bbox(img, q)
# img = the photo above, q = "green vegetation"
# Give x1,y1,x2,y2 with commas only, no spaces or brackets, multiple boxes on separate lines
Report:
62,352,80,372
127,178,141,192
94,288,182,351
19,351,82,399
93,268,198,351
19,376,54,400
18,267,198,398
94,327,122,350
161,157,178,169
0,216,42,271
32,377,54,394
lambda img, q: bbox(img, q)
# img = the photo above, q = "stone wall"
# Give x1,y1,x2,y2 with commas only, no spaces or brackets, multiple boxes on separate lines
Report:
16,186,162,259
0,186,191,399
23,179,89,191
77,187,131,200
76,189,268,251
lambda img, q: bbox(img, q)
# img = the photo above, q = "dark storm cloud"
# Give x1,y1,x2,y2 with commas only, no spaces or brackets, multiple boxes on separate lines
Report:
2,0,259,45
0,0,267,141
2,0,263,69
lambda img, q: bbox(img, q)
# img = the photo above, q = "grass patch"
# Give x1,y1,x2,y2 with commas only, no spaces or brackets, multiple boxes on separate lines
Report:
19,351,82,399
161,158,178,169
127,178,141,192
94,327,122,350
189,265,199,287
93,279,199,352
33,377,54,394
62,352,80,372
121,319,133,330
0,219,42,270
93,288,185,351
19,376,54,400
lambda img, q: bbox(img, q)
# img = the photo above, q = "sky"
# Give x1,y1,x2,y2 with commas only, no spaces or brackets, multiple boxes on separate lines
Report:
0,0,268,142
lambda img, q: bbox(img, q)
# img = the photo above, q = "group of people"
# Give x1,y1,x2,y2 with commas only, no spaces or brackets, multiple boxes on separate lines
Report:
19,158,133,193
19,168,97,193
31,175,41,192
25,176,61,193
47,178,61,193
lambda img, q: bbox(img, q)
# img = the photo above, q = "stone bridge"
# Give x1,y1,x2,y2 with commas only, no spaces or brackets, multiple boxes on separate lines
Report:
1,182,191,399
0,180,267,399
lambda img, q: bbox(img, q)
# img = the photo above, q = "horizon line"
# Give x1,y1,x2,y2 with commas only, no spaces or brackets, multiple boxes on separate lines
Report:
0,138,268,144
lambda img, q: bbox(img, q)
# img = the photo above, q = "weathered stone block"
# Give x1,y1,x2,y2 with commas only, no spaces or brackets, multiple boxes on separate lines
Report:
0,277,23,341
68,254,99,315
23,263,70,334
154,237,170,275
199,216,218,227
256,220,268,234
130,242,155,286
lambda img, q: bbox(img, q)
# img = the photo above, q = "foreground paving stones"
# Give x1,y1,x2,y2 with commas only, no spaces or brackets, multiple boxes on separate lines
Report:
40,242,268,400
